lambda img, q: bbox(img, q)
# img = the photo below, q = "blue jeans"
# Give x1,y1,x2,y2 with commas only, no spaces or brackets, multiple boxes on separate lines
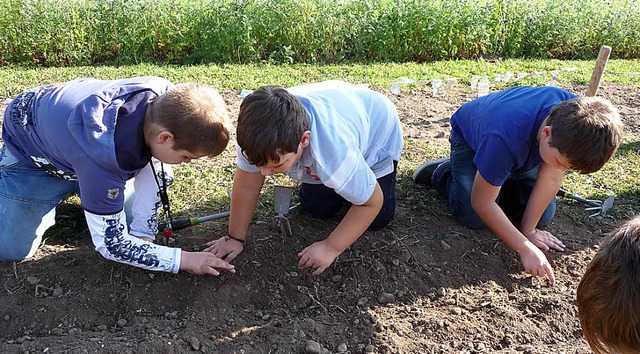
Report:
0,145,81,260
432,136,555,229
299,161,398,231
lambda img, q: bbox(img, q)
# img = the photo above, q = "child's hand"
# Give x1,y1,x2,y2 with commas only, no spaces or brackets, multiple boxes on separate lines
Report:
180,251,236,276
519,244,555,285
523,228,565,252
298,240,341,275
204,237,244,262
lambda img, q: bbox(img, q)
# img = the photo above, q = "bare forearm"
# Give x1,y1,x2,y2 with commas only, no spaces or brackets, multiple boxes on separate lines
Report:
228,170,264,239
326,186,383,253
521,164,563,233
474,200,534,254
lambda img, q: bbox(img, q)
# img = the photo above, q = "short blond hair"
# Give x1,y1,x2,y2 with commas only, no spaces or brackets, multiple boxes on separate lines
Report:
145,83,231,157
577,216,640,353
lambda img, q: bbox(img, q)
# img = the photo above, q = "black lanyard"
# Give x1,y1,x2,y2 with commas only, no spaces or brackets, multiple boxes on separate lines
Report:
150,161,173,244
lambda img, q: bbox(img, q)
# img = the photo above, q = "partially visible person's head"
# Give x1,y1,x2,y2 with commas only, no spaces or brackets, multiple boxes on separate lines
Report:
236,85,309,168
577,216,640,354
546,96,623,173
145,83,231,159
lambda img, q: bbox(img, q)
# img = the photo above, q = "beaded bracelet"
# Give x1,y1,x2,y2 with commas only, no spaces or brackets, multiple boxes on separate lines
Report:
225,234,247,244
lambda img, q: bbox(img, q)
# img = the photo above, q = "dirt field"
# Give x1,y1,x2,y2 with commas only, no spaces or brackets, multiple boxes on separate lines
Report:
1,81,639,354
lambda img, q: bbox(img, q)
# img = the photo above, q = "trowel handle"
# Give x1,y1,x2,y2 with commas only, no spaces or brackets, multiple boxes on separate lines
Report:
556,189,601,208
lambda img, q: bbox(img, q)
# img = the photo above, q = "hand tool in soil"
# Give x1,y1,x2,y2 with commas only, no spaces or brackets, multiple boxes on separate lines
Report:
272,185,295,237
557,188,614,217
158,187,299,233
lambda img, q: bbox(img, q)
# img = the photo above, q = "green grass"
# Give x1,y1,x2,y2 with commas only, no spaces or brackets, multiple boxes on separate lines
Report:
1,59,640,98
3,61,639,241
2,0,640,66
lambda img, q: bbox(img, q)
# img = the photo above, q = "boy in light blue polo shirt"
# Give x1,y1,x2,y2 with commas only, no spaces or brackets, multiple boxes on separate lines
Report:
206,80,403,275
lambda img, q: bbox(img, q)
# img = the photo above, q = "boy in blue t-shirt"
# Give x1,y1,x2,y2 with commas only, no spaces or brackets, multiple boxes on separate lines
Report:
1,77,235,277
206,80,403,275
413,86,623,284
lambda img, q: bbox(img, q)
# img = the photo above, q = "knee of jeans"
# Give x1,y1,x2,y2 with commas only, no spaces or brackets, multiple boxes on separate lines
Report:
301,200,342,217
0,243,31,261
453,209,486,229
537,203,556,227
368,212,394,231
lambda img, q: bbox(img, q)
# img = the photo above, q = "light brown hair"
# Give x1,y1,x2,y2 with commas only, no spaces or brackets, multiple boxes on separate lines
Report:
145,83,231,157
547,96,623,174
577,216,640,353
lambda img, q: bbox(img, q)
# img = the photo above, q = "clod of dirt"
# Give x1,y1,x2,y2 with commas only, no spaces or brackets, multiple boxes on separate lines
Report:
304,339,324,354
377,292,395,304
189,337,200,350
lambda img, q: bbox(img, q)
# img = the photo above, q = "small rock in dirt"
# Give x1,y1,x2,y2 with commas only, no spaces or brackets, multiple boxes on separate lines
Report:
440,240,451,250
14,336,26,344
52,287,63,297
51,328,64,336
437,287,446,296
262,314,270,321
336,342,348,352
365,344,375,352
357,297,368,306
189,337,201,350
116,319,127,328
331,275,342,283
305,340,323,354
165,311,178,319
475,342,486,351
451,307,462,315
392,259,400,266
3,315,10,322
95,325,108,332
26,276,39,285
290,271,299,277
68,328,80,335
435,131,446,138
377,292,395,305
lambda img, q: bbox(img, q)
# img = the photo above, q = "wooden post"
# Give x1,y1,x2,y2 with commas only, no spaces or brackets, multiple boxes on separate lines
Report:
585,45,611,97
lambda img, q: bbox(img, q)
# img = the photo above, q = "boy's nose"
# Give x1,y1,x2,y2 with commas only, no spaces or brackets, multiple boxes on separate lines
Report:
260,168,273,176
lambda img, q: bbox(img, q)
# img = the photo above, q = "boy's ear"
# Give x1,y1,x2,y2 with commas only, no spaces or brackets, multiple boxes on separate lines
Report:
300,131,311,148
542,126,552,140
157,130,174,144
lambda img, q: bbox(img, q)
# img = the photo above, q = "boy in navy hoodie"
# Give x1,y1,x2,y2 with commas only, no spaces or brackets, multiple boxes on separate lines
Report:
0,77,235,276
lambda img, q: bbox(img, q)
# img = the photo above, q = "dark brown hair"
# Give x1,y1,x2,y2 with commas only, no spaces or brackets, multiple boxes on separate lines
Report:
577,216,640,354
145,83,231,157
547,96,623,173
236,85,309,166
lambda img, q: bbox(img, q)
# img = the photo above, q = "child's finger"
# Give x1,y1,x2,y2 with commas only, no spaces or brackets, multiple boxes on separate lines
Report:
297,245,312,257
205,267,220,276
312,266,326,275
544,264,555,285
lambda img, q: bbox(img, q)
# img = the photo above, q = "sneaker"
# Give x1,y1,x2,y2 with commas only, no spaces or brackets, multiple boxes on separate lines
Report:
412,157,450,186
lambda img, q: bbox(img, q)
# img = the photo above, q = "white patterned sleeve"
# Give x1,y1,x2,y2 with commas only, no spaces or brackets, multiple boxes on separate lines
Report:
84,209,181,273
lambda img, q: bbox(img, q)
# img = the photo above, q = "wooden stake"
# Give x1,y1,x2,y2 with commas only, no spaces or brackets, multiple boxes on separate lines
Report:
585,45,611,97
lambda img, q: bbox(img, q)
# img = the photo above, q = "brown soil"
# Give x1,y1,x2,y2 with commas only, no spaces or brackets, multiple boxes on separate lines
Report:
1,82,639,354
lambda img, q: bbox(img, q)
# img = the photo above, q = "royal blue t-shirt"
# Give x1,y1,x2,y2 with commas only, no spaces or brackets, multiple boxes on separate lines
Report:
450,86,577,186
